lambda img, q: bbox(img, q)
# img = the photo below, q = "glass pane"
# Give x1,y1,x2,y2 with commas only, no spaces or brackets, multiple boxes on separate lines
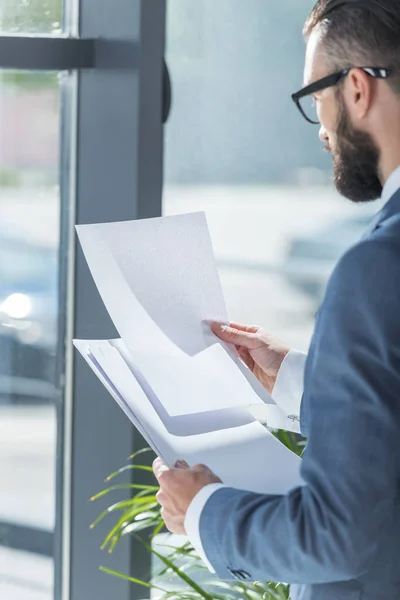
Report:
0,70,63,600
298,94,320,124
164,0,378,355
0,0,62,34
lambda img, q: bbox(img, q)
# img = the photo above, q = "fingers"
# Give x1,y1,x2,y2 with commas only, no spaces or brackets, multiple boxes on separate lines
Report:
153,457,189,482
237,346,254,370
156,489,166,504
229,322,260,334
153,457,169,481
192,463,210,473
211,322,260,348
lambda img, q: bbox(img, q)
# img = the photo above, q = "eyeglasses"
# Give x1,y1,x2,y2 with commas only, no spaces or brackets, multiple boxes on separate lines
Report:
291,67,392,125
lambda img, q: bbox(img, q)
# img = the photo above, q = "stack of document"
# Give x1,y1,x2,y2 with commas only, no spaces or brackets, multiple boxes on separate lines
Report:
74,213,303,495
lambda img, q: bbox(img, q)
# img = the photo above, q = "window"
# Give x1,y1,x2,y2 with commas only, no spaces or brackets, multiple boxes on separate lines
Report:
0,2,166,600
0,62,63,600
164,0,378,354
0,0,62,34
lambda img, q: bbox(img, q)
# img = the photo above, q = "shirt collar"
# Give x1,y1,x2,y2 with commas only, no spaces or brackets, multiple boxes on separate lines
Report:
371,165,400,231
381,164,400,206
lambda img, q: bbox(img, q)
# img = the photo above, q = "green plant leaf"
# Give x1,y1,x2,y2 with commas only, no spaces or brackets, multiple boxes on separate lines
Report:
135,510,160,521
90,497,157,529
120,518,156,537
105,464,153,482
108,530,124,554
272,429,305,458
127,447,153,461
134,488,159,499
99,566,169,593
101,505,158,550
142,539,214,600
106,511,161,553
151,520,165,539
101,508,143,550
90,484,159,502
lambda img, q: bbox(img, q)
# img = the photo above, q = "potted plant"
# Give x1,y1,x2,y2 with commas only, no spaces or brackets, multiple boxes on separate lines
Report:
91,433,304,600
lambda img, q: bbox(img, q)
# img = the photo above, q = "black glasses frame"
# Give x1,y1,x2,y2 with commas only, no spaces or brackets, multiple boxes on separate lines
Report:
292,67,392,125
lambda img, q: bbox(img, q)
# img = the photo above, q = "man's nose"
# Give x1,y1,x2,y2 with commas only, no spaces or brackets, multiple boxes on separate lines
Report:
319,125,328,144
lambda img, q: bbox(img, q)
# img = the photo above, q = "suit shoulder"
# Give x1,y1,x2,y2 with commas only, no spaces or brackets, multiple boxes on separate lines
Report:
372,212,400,242
330,235,400,293
318,236,400,340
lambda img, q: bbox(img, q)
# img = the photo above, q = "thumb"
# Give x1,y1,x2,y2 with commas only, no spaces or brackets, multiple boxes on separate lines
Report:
210,322,259,349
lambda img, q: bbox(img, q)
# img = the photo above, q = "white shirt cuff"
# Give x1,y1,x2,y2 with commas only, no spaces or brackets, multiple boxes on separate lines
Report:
271,349,307,422
247,349,307,432
184,482,226,572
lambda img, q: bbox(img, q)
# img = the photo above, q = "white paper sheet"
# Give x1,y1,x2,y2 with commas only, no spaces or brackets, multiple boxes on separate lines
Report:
74,339,303,495
76,213,274,416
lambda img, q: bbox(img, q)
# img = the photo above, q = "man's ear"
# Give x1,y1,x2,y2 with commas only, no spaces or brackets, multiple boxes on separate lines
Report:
346,68,373,120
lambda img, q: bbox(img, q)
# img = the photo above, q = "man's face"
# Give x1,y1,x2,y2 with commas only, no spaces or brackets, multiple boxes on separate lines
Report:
304,29,382,202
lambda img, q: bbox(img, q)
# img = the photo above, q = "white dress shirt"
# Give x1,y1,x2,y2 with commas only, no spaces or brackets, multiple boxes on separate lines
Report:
381,164,400,206
184,348,307,571
184,163,400,572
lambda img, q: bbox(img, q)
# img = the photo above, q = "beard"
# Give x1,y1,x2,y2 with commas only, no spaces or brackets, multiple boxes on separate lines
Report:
332,97,383,203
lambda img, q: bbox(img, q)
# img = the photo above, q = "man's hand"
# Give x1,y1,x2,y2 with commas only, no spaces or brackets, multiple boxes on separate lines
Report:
153,457,222,535
211,321,290,394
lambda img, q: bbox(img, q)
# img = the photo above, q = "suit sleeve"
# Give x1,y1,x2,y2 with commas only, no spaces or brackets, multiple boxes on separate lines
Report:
198,240,400,584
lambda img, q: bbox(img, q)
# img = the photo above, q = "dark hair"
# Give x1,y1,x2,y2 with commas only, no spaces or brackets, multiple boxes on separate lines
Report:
304,0,400,93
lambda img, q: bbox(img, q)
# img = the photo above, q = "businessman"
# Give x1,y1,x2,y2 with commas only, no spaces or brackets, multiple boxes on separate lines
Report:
153,1,400,598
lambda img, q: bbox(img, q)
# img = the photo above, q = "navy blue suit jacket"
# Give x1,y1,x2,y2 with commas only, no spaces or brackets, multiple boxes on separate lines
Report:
199,190,400,600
